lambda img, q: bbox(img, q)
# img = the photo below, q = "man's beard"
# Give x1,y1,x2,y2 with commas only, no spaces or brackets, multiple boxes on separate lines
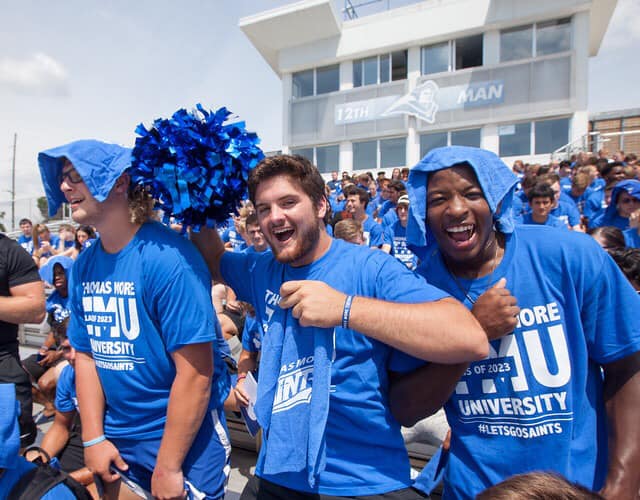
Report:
268,217,321,265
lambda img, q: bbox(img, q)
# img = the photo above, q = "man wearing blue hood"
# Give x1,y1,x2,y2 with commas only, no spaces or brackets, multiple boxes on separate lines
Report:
37,140,230,499
590,179,640,230
395,146,640,499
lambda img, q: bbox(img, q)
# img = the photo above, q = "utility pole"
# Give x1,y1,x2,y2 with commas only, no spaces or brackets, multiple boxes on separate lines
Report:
11,133,16,231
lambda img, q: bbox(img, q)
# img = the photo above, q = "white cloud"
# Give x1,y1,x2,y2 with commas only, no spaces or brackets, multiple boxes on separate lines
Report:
0,53,69,96
599,0,640,51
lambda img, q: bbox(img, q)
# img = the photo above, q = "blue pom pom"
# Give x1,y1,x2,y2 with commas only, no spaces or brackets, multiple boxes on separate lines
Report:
130,104,264,231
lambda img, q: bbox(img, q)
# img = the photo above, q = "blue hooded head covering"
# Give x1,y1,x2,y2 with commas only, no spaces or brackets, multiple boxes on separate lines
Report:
406,146,518,251
38,140,132,217
38,255,74,287
603,179,640,222
0,384,20,469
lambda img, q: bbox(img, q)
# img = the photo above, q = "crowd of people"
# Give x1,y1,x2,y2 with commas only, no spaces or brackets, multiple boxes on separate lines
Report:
0,140,639,500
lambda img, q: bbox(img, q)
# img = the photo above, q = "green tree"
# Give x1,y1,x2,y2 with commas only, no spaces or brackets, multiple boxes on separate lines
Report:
0,210,5,232
37,196,63,221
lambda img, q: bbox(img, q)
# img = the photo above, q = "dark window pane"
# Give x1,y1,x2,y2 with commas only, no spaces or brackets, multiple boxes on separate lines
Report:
537,18,571,56
353,141,377,170
380,54,390,83
292,70,314,98
499,123,531,157
353,59,362,87
422,42,449,75
381,137,406,168
455,34,483,70
363,56,378,85
451,128,481,148
316,145,340,173
391,50,407,81
290,147,314,163
316,64,339,95
500,25,533,62
535,118,569,154
420,132,448,157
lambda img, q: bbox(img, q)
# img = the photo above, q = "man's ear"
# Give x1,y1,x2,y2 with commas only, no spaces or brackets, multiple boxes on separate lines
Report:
113,172,131,193
317,195,328,220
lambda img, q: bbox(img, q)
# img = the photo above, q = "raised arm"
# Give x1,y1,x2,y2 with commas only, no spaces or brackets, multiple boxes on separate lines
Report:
190,226,226,284
279,279,488,363
600,351,640,499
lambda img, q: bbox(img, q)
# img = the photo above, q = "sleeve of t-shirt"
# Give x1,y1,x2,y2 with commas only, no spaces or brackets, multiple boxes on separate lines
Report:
371,253,451,373
220,250,256,303
147,248,216,352
368,223,386,248
580,241,640,364
67,261,92,353
241,316,261,353
4,238,40,288
55,365,76,414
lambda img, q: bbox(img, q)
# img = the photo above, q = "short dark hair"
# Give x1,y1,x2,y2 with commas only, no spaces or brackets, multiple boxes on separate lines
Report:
245,212,259,228
19,218,32,226
527,183,555,202
388,180,405,192
608,247,640,286
344,186,370,209
248,155,328,223
587,226,625,251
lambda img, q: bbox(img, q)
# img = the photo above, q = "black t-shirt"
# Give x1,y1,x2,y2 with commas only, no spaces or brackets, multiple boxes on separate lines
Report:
0,234,42,352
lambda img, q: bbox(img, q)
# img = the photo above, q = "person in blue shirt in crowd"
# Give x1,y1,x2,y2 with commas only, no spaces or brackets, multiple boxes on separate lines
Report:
38,140,231,500
397,146,640,499
344,185,391,252
32,223,61,266
192,153,487,500
17,218,34,254
0,383,81,499
387,194,419,270
590,179,640,230
538,173,582,231
517,183,568,229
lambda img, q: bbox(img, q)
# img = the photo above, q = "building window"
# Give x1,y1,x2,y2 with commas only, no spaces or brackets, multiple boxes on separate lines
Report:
420,128,481,157
353,141,377,170
380,137,406,168
316,145,340,173
499,123,531,157
353,51,407,87
421,42,449,75
292,70,314,98
536,18,571,56
535,117,569,154
500,18,571,62
353,137,406,170
291,145,340,174
455,34,483,70
421,35,483,75
292,64,339,98
500,25,533,62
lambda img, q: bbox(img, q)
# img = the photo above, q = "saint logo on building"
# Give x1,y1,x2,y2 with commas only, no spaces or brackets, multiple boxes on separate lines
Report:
382,80,440,123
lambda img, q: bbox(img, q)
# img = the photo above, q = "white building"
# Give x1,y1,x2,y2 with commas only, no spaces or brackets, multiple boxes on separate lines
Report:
241,0,617,174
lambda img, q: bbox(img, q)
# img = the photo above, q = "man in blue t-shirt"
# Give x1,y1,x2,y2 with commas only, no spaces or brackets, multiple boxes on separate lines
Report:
344,185,391,252
17,218,34,254
192,154,487,499
403,146,640,500
37,140,230,500
387,194,419,270
517,183,568,229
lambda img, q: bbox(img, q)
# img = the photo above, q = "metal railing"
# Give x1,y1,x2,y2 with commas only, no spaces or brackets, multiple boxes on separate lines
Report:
552,129,640,161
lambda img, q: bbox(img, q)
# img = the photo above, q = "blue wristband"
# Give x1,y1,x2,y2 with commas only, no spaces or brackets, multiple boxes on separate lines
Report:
342,295,354,329
83,435,106,448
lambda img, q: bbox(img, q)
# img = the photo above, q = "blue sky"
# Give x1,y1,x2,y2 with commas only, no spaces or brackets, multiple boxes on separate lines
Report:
0,0,638,225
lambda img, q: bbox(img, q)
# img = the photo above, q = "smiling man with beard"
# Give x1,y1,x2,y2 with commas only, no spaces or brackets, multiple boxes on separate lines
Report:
395,146,640,499
192,154,487,500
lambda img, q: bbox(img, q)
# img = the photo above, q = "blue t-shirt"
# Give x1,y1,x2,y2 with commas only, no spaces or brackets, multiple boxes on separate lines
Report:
416,226,640,499
550,199,580,227
362,216,387,249
221,222,247,252
583,189,605,225
46,290,70,323
387,222,418,270
68,221,227,440
241,314,262,353
377,200,395,219
517,213,568,229
623,228,640,248
17,235,33,254
221,238,448,495
55,364,78,414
